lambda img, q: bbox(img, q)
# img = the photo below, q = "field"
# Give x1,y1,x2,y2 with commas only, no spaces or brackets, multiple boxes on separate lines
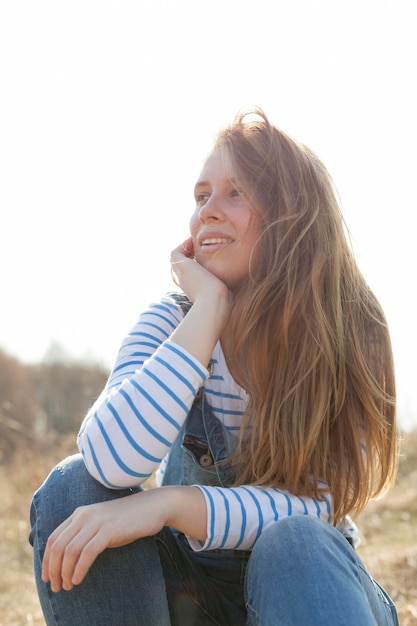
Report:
1,431,416,626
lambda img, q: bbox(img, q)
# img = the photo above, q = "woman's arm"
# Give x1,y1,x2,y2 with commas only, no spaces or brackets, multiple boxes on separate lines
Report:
42,485,207,593
76,302,209,488
41,480,334,593
77,240,233,489
187,484,333,551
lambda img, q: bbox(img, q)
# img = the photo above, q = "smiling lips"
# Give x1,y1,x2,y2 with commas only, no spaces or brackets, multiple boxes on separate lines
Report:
199,236,233,252
201,237,232,245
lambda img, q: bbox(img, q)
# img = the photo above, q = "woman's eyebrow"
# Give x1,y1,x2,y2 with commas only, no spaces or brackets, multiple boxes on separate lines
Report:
194,177,240,189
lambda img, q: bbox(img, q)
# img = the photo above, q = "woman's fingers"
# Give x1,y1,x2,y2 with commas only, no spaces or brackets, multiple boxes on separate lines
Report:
42,517,73,589
40,490,178,593
170,238,193,265
171,237,229,302
65,530,109,588
42,507,109,592
171,237,194,258
170,241,200,294
55,532,86,591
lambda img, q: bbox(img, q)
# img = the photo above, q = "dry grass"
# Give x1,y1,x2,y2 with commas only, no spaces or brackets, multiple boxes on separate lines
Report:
1,432,416,626
357,430,417,625
0,435,78,626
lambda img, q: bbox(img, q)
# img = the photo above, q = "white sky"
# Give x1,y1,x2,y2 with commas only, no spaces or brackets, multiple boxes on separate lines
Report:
1,0,416,430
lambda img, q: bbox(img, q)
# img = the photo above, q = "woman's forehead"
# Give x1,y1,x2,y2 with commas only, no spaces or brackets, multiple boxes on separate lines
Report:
196,147,237,184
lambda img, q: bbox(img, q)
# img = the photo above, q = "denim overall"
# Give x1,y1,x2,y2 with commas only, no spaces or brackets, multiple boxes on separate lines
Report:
161,389,237,489
158,389,252,623
29,294,399,624
161,293,238,488
30,392,252,626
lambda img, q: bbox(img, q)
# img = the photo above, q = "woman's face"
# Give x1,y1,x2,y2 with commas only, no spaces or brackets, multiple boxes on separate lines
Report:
189,149,261,290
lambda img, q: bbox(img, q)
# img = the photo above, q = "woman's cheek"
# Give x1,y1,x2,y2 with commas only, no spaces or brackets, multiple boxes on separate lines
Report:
189,213,198,235
188,217,200,255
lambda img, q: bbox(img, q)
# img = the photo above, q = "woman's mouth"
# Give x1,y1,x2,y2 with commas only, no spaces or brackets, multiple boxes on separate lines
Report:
200,237,233,252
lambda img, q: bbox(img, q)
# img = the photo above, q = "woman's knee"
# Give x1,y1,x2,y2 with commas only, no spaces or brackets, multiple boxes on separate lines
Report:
29,454,139,548
249,516,346,572
30,454,97,523
246,515,358,601
246,517,394,626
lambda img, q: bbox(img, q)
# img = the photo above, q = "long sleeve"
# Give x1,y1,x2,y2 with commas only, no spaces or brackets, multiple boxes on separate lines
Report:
77,296,209,488
76,293,353,549
187,484,333,551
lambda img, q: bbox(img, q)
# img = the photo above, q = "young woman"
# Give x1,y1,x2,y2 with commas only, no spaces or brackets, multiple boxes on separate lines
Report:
30,109,399,625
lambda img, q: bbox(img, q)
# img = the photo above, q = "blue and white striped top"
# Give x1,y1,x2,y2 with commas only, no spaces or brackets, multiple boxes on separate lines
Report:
77,293,355,551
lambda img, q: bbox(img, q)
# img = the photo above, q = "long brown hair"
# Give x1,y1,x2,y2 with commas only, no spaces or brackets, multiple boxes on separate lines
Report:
216,109,398,522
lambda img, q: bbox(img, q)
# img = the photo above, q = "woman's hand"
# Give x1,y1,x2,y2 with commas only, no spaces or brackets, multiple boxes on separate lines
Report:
42,486,206,593
169,238,233,368
170,237,230,303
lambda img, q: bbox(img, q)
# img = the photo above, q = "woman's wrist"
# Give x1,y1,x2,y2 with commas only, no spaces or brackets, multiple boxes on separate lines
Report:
169,290,232,368
162,486,207,542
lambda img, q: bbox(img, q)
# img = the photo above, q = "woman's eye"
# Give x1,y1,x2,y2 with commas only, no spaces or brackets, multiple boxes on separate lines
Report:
231,188,245,198
196,193,210,205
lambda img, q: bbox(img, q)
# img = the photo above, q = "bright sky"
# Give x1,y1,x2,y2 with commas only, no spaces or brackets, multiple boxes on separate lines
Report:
1,0,416,430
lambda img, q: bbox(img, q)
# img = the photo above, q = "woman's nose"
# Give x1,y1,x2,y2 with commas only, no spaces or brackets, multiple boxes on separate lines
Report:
198,194,225,222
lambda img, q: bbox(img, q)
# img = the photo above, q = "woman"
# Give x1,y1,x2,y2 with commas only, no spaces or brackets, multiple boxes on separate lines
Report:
30,109,399,625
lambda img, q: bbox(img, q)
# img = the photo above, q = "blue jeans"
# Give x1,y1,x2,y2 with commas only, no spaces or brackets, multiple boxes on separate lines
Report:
30,454,399,625
30,454,248,625
30,395,398,624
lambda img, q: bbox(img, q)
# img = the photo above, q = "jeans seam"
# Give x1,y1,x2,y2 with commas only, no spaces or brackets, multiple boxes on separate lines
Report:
245,605,258,625
357,562,399,624
357,563,391,607
31,492,65,626
155,535,221,625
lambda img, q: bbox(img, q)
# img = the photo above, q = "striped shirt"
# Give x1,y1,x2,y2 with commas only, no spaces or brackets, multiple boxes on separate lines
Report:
77,293,345,551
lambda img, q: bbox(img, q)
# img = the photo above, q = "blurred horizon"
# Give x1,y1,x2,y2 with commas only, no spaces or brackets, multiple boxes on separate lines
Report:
1,0,416,431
